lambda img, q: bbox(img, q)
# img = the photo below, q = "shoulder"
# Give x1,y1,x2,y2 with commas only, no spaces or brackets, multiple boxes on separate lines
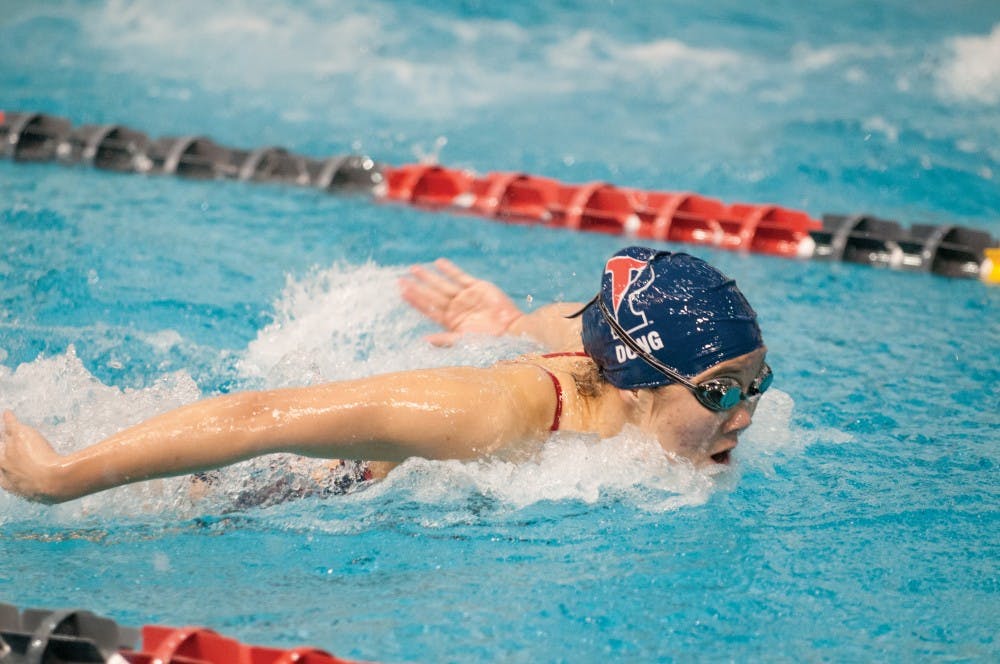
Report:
501,354,606,432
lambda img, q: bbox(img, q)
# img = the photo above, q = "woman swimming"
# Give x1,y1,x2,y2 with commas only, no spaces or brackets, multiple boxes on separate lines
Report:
0,247,771,504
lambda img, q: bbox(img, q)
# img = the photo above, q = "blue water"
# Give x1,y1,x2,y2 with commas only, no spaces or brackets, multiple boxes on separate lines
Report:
1,1,999,661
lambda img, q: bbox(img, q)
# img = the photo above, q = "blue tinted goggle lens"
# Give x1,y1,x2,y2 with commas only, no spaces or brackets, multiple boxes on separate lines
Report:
693,364,773,412
752,365,774,395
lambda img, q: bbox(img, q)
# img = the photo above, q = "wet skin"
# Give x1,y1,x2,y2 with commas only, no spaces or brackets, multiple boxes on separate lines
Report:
623,347,768,467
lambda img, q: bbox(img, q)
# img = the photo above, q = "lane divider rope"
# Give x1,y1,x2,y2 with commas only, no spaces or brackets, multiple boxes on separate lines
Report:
2,111,996,283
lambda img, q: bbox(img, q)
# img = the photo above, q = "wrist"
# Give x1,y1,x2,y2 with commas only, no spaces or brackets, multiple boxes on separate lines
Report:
37,459,79,504
501,311,526,336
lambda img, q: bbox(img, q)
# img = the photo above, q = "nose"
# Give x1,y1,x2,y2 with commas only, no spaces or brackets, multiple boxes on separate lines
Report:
723,400,754,433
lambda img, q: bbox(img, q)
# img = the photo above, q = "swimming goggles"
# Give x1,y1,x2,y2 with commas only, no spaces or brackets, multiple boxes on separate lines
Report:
572,295,773,412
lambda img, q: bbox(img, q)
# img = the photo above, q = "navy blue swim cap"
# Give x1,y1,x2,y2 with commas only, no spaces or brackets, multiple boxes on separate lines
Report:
580,247,763,389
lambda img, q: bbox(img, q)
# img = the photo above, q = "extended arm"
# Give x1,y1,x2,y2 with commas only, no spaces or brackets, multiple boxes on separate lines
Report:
0,365,557,504
399,258,584,351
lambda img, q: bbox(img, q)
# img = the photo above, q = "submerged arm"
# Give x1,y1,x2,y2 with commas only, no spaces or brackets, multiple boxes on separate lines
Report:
0,365,557,504
399,258,584,351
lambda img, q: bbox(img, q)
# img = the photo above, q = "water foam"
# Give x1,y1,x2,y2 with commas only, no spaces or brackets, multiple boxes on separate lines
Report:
935,23,1000,104
237,261,526,387
0,346,202,525
790,42,895,72
739,388,852,477
375,430,721,513
253,430,734,536
70,0,747,120
80,0,384,87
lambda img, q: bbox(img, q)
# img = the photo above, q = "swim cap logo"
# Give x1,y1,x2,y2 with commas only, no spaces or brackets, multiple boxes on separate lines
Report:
604,256,664,365
605,256,654,330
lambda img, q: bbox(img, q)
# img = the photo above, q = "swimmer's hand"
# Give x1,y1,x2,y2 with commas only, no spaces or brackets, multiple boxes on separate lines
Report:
399,258,523,346
0,411,65,504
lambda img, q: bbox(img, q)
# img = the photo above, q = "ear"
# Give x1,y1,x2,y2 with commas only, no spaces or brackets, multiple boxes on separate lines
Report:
617,387,654,417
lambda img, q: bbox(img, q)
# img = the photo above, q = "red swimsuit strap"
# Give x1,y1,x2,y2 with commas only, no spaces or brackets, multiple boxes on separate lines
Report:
537,352,588,431
539,367,564,432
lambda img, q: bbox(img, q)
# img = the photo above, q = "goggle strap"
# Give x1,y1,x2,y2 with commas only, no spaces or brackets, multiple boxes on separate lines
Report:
564,295,598,320
591,297,700,391
565,293,770,411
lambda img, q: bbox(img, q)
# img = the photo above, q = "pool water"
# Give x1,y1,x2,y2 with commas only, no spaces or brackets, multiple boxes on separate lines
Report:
1,1,998,661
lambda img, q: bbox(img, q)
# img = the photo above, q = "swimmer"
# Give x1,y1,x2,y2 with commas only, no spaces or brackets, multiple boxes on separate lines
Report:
0,247,771,504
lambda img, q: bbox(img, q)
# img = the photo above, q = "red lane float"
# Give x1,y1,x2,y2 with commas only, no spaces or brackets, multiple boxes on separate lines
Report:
380,164,822,258
1,603,369,664
122,625,362,664
2,110,996,281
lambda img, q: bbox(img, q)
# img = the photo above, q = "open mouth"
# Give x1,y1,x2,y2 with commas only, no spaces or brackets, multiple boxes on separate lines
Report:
710,449,732,465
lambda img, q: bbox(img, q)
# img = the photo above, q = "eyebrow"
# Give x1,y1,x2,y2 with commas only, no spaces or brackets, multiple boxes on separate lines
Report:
700,357,766,383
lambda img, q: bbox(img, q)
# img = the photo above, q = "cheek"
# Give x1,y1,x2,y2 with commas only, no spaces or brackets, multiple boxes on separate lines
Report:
650,403,720,455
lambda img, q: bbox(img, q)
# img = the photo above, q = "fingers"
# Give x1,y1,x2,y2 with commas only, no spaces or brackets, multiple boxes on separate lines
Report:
432,258,477,287
398,275,450,326
0,414,62,503
424,331,461,347
409,263,463,297
1,410,14,446
404,259,478,297
0,411,14,491
399,260,479,326
1,411,20,457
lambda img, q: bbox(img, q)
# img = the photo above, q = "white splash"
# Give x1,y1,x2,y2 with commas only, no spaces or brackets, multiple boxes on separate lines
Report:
739,388,852,477
237,262,523,387
790,42,895,72
545,30,740,75
0,346,199,453
80,0,385,84
862,116,900,143
0,346,202,525
935,23,1000,104
64,0,748,118
390,431,717,510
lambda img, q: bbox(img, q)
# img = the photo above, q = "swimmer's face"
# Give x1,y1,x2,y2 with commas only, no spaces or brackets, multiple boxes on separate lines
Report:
627,348,768,467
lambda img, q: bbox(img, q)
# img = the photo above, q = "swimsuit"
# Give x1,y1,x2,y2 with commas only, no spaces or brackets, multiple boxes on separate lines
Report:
193,459,372,511
534,352,589,432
